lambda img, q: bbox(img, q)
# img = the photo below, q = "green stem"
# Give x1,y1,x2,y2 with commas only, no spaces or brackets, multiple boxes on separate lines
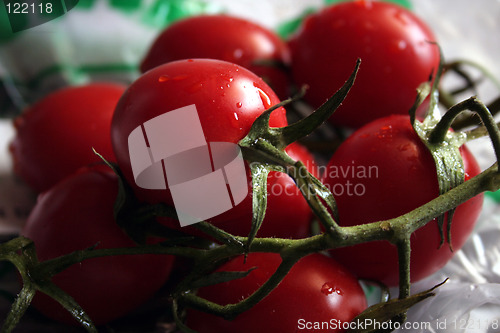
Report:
289,161,340,232
180,255,299,320
429,97,500,166
37,243,207,277
174,163,500,322
0,284,36,333
445,59,500,93
194,222,245,249
397,238,411,300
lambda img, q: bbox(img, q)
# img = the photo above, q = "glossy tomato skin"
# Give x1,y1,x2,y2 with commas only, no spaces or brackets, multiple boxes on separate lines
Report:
186,253,367,332
140,15,291,99
10,83,125,192
22,166,174,325
289,0,440,128
111,59,288,223
322,115,483,286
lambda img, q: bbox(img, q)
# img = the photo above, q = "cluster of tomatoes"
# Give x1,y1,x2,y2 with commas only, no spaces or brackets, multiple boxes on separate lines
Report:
7,0,484,331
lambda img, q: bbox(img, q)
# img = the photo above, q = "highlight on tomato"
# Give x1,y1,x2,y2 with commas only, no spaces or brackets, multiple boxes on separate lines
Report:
288,0,440,128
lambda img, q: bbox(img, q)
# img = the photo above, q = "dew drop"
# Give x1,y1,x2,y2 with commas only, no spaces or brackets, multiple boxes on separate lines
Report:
236,102,243,108
158,75,169,82
377,125,394,140
321,282,344,296
254,83,271,109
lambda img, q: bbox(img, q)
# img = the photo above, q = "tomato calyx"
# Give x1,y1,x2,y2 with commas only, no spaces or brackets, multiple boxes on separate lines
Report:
239,59,360,245
409,51,500,250
409,64,467,250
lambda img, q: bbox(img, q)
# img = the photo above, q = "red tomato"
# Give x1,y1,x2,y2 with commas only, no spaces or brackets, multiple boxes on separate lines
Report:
111,59,288,224
10,83,125,192
22,166,174,325
288,0,440,128
322,115,483,286
140,15,291,99
186,252,367,332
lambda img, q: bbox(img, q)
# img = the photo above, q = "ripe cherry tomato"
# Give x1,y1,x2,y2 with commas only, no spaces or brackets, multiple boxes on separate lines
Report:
288,0,440,128
322,115,483,286
22,166,174,325
186,252,367,332
111,59,288,224
140,15,291,99
10,83,125,192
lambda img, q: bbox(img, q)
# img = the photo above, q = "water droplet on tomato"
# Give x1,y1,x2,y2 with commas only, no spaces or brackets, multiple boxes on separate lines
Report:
234,112,239,120
158,75,169,82
321,282,343,296
321,283,333,295
236,102,242,108
254,83,271,109
377,125,394,140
